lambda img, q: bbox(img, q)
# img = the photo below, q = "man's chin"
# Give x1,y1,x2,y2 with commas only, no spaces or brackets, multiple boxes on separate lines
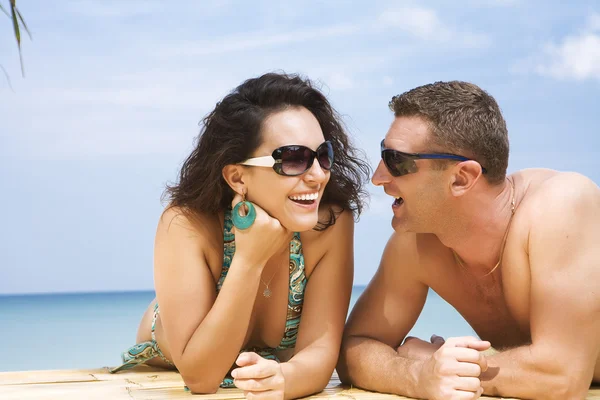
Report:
391,216,407,232
392,215,420,234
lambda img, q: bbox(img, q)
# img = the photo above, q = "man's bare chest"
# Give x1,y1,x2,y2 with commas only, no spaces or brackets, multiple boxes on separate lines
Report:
429,268,531,348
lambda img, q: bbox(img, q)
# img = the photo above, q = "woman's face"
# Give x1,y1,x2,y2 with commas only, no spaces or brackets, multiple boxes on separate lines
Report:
243,106,331,232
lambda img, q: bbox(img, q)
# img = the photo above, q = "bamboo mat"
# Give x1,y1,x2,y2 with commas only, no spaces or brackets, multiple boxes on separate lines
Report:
1,366,599,399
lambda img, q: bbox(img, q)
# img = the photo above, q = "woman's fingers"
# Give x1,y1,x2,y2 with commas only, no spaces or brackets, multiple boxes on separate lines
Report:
234,374,279,392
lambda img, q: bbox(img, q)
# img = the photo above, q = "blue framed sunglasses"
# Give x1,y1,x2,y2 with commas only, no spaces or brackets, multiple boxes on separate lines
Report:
380,140,487,177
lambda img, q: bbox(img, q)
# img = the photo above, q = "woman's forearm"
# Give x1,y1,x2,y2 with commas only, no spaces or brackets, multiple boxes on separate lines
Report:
177,256,263,392
281,345,339,399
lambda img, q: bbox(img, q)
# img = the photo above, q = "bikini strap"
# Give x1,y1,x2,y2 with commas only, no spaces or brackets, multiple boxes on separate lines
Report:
217,211,307,350
217,209,235,292
277,232,306,349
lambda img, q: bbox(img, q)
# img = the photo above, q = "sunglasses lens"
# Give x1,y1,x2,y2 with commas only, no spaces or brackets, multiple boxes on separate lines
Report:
317,142,333,170
281,147,311,176
278,142,334,176
382,150,417,176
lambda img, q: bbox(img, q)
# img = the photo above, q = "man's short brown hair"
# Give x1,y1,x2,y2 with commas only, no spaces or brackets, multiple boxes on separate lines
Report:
389,81,509,184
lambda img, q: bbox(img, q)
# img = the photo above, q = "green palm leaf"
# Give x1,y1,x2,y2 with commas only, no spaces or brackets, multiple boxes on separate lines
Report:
1,64,14,91
0,3,9,17
9,1,25,76
16,7,31,39
2,1,30,77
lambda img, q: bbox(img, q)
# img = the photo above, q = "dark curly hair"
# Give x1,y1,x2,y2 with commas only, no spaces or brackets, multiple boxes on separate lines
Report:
164,72,371,230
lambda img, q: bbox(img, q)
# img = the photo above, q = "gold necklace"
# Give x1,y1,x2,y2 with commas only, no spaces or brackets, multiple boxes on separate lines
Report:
260,261,285,298
453,178,516,277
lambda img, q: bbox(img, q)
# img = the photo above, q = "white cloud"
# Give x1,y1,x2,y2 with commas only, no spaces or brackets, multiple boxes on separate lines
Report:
523,13,600,81
66,0,166,17
377,7,490,48
163,7,490,59
65,0,232,18
472,0,520,6
535,34,600,81
379,7,447,40
166,24,361,57
1,2,497,160
586,12,600,32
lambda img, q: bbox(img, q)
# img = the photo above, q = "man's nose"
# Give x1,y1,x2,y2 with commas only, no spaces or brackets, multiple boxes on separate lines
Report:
372,160,392,186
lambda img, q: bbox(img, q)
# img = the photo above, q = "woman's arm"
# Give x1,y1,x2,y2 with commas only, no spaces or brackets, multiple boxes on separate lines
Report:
282,210,355,397
232,209,355,399
153,208,260,393
154,205,290,393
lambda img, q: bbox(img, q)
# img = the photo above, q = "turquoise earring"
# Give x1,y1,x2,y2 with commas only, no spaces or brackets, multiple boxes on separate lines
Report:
232,192,256,230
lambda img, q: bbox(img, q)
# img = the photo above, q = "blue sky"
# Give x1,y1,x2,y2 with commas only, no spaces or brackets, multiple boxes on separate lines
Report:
1,0,598,295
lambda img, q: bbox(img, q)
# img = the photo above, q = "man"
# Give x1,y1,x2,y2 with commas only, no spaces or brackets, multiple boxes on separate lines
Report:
337,81,600,400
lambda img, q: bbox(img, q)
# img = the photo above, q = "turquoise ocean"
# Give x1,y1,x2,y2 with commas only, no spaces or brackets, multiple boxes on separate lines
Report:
0,286,472,372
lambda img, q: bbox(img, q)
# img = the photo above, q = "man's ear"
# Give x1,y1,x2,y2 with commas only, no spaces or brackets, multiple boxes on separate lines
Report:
222,164,247,195
449,160,484,196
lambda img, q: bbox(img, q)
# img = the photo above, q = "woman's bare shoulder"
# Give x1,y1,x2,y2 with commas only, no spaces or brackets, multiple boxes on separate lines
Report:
155,206,225,272
158,206,222,235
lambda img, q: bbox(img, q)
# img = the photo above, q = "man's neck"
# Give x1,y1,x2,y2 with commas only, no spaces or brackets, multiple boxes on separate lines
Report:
435,178,515,274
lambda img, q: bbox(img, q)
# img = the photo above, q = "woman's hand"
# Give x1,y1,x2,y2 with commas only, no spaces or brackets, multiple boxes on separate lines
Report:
231,352,285,399
230,193,291,268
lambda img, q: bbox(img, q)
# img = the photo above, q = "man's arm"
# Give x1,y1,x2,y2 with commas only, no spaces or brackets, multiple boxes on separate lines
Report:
337,231,430,398
481,173,600,400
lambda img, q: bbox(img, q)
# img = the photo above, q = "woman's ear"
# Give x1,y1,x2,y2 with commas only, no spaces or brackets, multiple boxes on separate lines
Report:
222,164,246,195
449,160,483,197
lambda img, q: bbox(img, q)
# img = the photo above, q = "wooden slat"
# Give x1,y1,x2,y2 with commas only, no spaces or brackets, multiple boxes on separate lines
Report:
0,366,183,386
1,367,600,399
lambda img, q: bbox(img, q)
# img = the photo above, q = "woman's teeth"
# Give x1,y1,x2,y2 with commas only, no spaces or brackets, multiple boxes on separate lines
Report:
394,197,404,206
289,193,319,201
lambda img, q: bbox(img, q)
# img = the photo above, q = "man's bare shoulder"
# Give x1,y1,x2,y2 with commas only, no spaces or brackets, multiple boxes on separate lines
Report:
515,169,600,218
387,230,442,251
382,231,445,274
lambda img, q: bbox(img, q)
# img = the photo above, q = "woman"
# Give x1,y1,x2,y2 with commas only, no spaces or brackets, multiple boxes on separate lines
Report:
111,72,370,399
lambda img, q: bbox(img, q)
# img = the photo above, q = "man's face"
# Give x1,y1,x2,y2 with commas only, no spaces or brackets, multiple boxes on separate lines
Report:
372,116,449,233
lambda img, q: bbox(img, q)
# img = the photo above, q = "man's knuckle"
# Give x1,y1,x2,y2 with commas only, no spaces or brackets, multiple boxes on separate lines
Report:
275,375,285,386
440,363,454,375
439,347,452,357
433,362,446,375
439,387,453,398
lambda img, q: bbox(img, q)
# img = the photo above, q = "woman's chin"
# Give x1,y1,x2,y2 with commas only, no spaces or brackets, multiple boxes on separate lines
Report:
281,214,319,233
